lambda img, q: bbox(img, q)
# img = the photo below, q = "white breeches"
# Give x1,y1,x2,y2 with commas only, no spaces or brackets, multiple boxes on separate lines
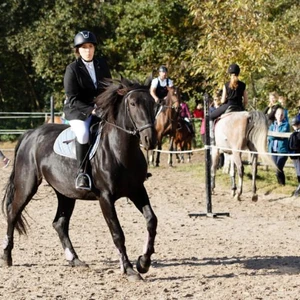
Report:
69,116,92,144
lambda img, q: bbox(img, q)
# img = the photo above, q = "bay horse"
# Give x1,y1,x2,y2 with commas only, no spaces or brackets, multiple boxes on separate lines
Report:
1,79,157,281
147,87,180,167
173,118,193,163
211,110,275,201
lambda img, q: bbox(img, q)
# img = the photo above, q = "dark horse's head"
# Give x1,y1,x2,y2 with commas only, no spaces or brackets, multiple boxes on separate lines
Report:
94,78,157,150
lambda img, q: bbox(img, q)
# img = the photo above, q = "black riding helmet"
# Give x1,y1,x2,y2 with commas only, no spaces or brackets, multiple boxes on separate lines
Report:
228,63,240,76
291,117,300,126
159,65,168,72
74,31,97,48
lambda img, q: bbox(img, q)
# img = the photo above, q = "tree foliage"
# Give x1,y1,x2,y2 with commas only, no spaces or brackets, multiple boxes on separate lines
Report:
0,0,299,114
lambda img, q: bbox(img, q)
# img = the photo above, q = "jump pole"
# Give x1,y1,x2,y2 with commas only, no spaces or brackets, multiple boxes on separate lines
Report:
188,93,230,218
50,96,54,123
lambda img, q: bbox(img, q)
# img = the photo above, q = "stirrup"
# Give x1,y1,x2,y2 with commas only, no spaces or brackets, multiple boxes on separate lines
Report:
75,173,92,191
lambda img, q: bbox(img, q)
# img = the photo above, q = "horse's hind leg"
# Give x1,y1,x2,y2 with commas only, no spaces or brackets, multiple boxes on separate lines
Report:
2,174,41,266
232,152,244,201
52,192,87,267
130,187,157,275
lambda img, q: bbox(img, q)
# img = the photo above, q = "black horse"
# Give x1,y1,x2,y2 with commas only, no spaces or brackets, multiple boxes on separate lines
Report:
1,79,157,281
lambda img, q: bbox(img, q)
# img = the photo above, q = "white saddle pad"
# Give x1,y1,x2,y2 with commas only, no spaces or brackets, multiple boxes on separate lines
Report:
53,127,101,160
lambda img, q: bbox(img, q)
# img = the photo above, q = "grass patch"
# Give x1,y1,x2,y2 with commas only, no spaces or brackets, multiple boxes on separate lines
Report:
162,157,297,197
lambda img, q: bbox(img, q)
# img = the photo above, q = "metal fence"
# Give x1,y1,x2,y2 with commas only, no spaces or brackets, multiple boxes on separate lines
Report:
0,112,61,135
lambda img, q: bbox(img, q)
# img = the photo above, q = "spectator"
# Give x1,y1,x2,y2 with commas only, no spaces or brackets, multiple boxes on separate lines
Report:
193,103,204,119
295,104,300,124
278,95,289,122
268,107,290,186
263,91,282,125
288,117,300,197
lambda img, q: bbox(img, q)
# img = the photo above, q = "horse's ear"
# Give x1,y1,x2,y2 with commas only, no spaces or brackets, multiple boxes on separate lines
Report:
117,88,127,96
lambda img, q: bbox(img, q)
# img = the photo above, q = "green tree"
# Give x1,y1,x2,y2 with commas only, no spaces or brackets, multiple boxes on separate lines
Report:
186,0,300,108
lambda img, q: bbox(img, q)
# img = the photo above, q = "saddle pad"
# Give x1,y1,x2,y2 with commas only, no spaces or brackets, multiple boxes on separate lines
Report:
53,127,101,160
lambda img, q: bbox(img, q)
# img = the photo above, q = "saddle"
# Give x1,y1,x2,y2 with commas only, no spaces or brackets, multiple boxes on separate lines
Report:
53,123,102,160
224,104,244,114
154,98,166,118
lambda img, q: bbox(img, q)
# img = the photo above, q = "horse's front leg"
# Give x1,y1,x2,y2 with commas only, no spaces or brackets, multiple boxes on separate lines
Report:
155,139,162,167
211,147,220,194
131,186,157,275
229,155,237,197
52,193,87,267
251,153,258,201
99,194,143,281
167,136,174,166
148,150,155,166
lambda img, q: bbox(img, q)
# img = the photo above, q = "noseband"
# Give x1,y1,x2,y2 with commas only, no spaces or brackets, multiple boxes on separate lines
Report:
105,89,154,136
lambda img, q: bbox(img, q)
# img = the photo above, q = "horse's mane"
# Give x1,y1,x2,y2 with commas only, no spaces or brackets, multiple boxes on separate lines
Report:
94,78,149,121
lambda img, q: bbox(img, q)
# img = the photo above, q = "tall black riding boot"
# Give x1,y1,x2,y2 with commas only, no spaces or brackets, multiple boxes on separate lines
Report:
75,141,91,190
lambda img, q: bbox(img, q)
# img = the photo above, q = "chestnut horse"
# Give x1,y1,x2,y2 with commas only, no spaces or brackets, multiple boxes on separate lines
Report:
147,87,181,166
173,118,193,163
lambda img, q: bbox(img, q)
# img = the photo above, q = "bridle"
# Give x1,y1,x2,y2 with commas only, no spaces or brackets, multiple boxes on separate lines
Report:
104,89,154,136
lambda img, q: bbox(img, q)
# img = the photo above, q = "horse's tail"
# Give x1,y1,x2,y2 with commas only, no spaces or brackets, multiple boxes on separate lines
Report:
247,111,276,168
1,134,31,235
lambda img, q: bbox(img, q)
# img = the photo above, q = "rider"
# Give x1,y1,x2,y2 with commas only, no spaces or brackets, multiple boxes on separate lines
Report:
180,99,195,136
63,30,111,190
210,63,248,121
150,65,174,115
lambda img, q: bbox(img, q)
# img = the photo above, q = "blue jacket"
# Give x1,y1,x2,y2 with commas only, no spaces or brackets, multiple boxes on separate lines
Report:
268,121,290,153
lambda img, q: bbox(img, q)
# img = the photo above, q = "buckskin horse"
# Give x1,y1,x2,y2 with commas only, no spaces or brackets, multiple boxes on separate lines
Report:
211,110,275,201
1,79,157,281
147,87,181,167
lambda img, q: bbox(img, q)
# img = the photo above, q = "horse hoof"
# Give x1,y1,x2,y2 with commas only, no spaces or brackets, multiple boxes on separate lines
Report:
69,258,89,268
136,255,151,274
234,195,242,201
252,194,258,202
126,267,144,282
1,256,12,267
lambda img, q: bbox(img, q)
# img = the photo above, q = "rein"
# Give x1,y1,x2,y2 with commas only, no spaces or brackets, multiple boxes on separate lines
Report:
104,89,153,136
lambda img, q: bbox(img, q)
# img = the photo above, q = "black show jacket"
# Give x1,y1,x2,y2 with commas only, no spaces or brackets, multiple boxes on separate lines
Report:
63,57,111,121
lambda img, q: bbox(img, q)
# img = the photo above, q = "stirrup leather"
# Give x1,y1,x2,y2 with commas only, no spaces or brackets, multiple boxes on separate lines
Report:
75,173,92,191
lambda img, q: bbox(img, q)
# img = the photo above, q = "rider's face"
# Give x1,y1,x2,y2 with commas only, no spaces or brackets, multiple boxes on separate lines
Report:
159,71,167,80
79,43,95,61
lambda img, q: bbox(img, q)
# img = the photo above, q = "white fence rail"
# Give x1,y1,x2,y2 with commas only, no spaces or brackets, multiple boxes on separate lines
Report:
0,112,61,135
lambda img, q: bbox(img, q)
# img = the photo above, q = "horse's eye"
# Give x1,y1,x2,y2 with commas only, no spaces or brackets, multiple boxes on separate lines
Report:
130,101,136,107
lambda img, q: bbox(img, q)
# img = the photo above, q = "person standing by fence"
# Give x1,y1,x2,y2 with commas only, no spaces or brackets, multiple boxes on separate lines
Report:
263,91,281,126
0,150,10,168
268,107,290,186
288,117,300,197
63,30,112,190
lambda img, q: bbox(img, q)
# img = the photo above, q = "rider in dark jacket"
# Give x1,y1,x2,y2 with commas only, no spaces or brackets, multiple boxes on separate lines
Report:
63,30,111,190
